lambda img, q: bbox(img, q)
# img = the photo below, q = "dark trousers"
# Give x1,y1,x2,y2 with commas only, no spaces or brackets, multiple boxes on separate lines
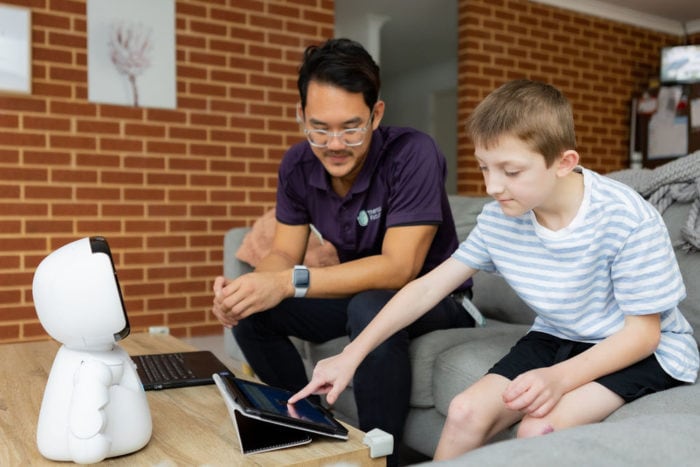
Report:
232,289,474,466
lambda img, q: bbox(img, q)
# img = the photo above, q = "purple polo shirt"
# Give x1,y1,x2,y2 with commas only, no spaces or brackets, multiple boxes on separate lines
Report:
276,126,471,291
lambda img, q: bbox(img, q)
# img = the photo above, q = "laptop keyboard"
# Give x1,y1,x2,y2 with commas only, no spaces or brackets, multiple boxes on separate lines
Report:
136,353,195,383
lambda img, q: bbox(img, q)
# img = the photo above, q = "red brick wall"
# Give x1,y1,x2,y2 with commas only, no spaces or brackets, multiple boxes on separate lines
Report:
0,0,333,343
0,0,695,343
456,0,690,194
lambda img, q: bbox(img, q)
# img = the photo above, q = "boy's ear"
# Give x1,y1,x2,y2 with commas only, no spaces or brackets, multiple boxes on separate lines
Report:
556,149,579,177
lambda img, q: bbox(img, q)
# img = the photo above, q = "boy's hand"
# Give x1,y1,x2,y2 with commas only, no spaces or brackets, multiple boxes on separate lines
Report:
288,351,360,406
502,367,564,418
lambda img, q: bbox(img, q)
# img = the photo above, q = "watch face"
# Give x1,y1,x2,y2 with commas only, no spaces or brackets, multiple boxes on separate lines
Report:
294,267,310,287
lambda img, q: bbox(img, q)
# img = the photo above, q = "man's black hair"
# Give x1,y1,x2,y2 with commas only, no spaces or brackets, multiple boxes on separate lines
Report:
297,38,381,111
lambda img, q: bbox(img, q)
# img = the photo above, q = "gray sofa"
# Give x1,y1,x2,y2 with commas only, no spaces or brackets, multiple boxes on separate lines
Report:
222,193,700,465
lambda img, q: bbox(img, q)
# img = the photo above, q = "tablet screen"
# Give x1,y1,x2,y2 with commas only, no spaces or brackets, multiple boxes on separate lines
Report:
230,378,347,436
236,379,330,425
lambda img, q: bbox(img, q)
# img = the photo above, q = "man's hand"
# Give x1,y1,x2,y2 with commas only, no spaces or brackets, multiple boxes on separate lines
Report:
501,366,565,418
212,276,236,327
212,271,290,327
288,350,362,406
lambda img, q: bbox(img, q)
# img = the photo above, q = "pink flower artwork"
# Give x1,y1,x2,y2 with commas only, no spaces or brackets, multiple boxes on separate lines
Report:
108,21,153,107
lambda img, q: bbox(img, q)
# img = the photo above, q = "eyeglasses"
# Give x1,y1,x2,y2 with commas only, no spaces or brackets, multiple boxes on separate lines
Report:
301,112,374,148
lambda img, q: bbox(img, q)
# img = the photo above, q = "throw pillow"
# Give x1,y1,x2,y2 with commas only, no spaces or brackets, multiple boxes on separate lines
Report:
235,209,339,268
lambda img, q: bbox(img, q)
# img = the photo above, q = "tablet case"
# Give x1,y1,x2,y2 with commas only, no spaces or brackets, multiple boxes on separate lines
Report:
232,408,312,454
213,374,312,454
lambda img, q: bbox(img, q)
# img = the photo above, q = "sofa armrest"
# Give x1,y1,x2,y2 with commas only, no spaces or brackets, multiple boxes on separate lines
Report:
223,227,253,278
448,195,536,325
222,227,253,365
471,272,535,325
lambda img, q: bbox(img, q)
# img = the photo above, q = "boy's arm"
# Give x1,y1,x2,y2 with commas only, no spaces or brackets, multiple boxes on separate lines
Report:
289,257,477,405
503,313,661,416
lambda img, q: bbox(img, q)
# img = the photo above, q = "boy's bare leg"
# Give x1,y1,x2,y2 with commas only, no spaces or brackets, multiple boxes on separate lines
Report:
434,374,523,460
516,381,624,438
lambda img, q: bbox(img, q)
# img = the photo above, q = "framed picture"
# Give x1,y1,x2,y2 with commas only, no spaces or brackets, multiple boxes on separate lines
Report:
87,0,176,109
0,5,32,94
635,84,700,168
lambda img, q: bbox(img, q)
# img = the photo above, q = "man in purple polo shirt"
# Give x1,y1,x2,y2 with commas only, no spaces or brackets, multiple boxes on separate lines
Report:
212,38,474,466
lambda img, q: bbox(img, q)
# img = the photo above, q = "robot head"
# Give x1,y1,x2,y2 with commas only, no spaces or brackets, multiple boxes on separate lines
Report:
33,237,130,350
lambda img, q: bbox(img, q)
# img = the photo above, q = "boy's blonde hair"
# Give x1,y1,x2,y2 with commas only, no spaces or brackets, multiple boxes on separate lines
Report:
467,79,576,167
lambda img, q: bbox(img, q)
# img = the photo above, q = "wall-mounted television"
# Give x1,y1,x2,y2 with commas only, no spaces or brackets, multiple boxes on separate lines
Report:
660,45,700,84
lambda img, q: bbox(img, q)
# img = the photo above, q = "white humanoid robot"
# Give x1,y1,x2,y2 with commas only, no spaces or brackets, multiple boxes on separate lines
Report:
33,236,152,464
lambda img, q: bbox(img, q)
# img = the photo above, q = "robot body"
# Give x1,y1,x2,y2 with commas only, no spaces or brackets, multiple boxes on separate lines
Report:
37,346,152,463
33,237,152,463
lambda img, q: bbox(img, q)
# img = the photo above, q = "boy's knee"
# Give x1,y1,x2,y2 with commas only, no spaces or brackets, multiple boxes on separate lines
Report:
445,393,480,426
516,416,554,438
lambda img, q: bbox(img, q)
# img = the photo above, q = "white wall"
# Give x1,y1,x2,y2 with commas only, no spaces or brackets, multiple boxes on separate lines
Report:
382,60,458,193
334,1,458,193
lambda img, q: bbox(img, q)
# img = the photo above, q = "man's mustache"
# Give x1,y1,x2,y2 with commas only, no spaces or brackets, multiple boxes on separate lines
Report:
324,150,353,157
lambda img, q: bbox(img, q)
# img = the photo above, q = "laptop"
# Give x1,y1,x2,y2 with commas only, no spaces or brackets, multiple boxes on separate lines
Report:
132,350,234,390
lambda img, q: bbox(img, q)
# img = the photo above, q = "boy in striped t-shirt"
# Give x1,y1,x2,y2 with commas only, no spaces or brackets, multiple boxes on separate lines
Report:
290,79,699,461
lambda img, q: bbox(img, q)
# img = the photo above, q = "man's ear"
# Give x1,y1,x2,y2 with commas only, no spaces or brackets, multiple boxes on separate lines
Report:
371,100,385,129
556,149,579,177
295,103,304,124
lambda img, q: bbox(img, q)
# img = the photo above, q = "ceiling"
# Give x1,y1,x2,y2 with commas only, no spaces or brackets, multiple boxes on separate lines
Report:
336,0,700,78
336,0,458,77
588,0,699,24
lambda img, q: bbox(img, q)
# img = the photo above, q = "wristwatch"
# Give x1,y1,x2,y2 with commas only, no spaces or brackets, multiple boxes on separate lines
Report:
292,265,310,298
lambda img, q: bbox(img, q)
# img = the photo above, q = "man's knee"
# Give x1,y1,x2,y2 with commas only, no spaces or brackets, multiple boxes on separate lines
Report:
346,290,394,336
231,311,265,342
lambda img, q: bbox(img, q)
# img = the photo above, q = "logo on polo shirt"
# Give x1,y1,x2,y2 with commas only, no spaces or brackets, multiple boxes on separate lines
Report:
357,207,382,227
357,211,369,226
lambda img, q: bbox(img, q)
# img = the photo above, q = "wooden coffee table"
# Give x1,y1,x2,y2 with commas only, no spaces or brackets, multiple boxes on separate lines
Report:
0,333,386,466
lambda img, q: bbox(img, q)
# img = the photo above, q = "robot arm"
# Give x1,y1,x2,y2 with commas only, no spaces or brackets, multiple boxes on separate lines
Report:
67,359,115,464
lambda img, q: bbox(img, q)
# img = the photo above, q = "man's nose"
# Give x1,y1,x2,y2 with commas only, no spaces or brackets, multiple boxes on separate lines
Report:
326,133,346,150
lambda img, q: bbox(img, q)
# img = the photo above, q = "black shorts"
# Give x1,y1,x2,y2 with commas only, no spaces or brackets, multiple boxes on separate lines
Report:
488,331,683,402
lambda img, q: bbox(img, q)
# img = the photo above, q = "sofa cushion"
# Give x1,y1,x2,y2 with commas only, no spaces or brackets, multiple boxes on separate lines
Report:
419,413,700,466
661,201,700,342
224,227,254,281
235,208,340,268
448,194,490,241
409,328,495,408
676,249,700,340
605,378,700,422
448,195,537,325
432,325,530,416
472,273,536,324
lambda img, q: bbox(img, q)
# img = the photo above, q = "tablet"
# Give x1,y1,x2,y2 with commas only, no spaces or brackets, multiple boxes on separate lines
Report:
213,373,348,440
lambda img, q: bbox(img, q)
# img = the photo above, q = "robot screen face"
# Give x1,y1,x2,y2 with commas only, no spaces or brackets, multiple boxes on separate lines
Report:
33,237,131,349
89,237,131,341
